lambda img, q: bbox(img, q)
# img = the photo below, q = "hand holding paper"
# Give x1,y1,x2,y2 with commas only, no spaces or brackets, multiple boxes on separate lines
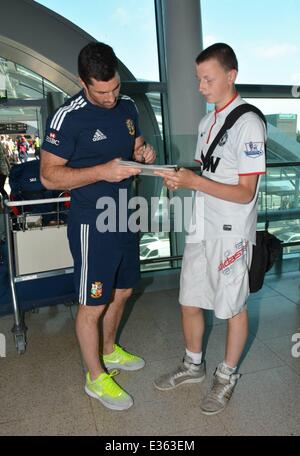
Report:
154,167,199,191
102,158,141,182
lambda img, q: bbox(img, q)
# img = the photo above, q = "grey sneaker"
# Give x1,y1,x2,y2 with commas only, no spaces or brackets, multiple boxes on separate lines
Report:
153,355,206,391
200,364,241,416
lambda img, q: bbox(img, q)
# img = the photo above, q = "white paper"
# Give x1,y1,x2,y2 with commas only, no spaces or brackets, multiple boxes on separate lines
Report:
119,160,178,176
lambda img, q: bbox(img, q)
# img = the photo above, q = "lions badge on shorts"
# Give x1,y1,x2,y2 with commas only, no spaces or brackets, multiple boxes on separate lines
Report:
91,282,103,299
126,119,135,136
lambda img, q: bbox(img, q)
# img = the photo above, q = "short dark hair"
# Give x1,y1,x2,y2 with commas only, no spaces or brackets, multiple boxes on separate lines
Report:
78,42,119,85
195,43,238,72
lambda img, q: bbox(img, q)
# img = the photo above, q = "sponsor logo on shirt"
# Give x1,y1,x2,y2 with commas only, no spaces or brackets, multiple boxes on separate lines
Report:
46,132,60,146
91,281,103,299
93,129,107,142
201,151,221,173
126,119,135,136
244,141,264,158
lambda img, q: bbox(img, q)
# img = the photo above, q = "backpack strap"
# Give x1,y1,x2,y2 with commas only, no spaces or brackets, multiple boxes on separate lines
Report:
202,103,267,169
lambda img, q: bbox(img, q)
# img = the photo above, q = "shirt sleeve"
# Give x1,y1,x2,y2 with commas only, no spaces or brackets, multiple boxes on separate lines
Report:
41,113,77,161
236,117,266,176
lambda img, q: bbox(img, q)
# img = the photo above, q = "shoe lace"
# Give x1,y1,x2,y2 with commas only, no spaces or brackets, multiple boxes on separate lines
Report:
115,345,136,361
101,369,123,396
172,365,190,380
209,373,240,402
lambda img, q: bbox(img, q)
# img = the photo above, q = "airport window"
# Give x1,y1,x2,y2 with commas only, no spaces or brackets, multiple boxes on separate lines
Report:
0,58,68,100
35,0,160,81
201,0,300,86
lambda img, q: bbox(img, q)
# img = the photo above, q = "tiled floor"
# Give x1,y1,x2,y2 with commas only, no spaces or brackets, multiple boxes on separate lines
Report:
0,271,299,436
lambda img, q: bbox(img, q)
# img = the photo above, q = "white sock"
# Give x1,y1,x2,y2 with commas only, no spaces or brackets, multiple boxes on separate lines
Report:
223,361,237,371
217,361,237,377
185,349,202,365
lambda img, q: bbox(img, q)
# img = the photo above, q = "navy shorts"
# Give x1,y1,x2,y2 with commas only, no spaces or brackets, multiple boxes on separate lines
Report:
67,216,140,306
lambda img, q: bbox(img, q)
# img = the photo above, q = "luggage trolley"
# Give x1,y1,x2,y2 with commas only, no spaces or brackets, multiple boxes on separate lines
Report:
4,196,74,354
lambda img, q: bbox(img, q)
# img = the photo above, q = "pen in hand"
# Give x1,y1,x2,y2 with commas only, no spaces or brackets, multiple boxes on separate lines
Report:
141,142,146,163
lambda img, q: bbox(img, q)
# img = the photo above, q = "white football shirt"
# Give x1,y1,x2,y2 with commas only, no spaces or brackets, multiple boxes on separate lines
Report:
189,93,266,244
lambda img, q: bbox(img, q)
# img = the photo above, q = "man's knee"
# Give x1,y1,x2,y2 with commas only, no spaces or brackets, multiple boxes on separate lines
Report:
77,303,106,323
116,288,133,301
181,305,202,317
228,306,248,323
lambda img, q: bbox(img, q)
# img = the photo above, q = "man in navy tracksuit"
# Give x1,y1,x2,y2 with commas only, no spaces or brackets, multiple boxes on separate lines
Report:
41,42,156,411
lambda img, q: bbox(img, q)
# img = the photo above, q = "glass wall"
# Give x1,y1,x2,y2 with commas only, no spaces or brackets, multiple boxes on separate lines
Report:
0,57,68,140
0,58,68,100
257,166,300,260
35,0,160,81
244,98,300,149
201,0,300,86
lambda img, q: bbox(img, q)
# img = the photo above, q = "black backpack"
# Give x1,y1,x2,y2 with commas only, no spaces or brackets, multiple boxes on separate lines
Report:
249,228,282,293
202,103,283,293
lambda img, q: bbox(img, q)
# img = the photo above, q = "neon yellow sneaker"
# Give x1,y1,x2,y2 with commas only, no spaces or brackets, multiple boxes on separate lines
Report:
103,344,145,371
85,370,133,410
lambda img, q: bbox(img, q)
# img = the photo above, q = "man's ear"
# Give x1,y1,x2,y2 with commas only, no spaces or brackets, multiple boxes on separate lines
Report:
79,78,87,91
228,69,238,83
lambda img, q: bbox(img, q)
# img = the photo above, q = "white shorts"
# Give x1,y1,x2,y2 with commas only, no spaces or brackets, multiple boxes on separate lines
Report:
179,238,252,319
